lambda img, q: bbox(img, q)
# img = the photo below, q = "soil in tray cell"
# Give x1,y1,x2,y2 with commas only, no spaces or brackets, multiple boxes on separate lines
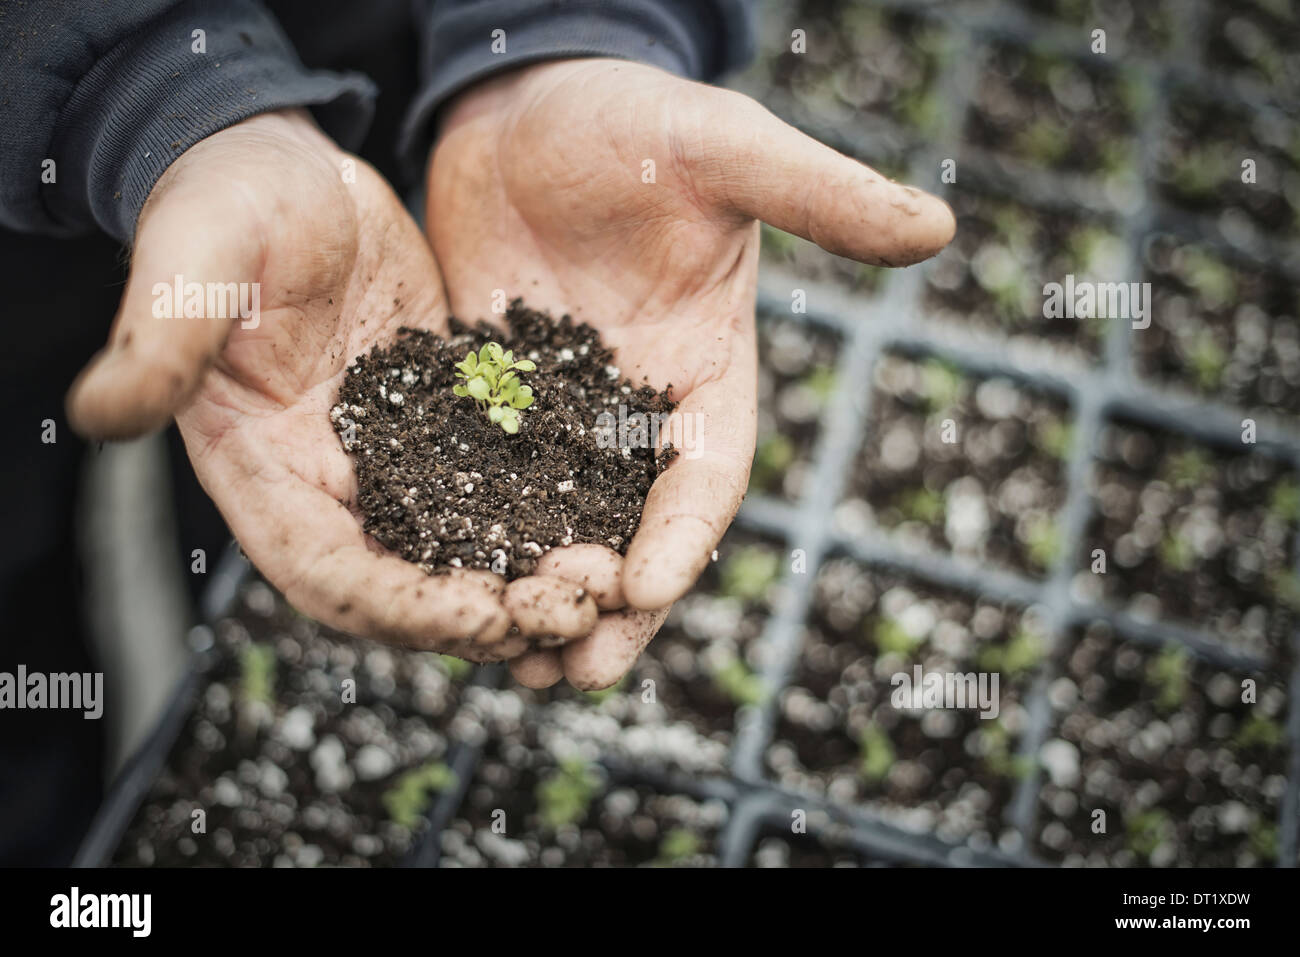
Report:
1155,91,1299,241
749,311,842,502
1204,0,1300,109
837,352,1072,577
739,0,953,141
112,579,469,867
1076,417,1300,664
965,39,1142,180
1033,622,1291,867
1139,234,1300,416
1012,0,1175,54
747,819,915,868
921,190,1124,359
513,527,786,777
765,557,1047,854
439,693,726,866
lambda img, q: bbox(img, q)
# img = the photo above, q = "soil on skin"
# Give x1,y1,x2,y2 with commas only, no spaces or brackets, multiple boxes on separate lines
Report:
333,301,675,580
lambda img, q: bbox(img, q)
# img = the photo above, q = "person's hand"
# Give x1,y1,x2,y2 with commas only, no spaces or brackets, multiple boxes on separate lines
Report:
426,59,956,690
66,109,600,660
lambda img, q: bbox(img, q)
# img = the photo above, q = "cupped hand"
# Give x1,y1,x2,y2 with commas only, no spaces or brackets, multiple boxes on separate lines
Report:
67,109,599,660
426,59,956,690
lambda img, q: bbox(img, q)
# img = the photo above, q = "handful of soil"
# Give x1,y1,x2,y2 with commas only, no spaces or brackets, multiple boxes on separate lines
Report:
332,301,675,580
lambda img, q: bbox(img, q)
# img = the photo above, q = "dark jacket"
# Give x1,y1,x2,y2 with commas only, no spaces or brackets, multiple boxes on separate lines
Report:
0,0,752,242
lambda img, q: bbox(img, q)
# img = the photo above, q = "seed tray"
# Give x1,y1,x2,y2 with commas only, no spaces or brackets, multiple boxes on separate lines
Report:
80,0,1300,867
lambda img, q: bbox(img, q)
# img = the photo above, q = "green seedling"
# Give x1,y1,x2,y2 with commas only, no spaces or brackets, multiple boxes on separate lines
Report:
653,827,703,867
978,626,1045,679
711,657,766,707
1098,139,1136,177
1179,248,1237,309
1036,418,1073,460
453,341,536,434
855,263,884,289
583,674,628,705
760,223,801,259
1249,819,1278,863
1067,226,1123,275
802,365,838,406
990,205,1033,252
382,760,457,830
1164,447,1214,491
980,720,1033,780
1126,808,1175,862
536,757,602,831
1169,149,1223,200
973,248,1027,323
1235,711,1285,751
1116,67,1154,116
1025,518,1061,570
720,546,780,603
239,642,276,706
437,654,473,681
897,487,944,525
858,722,896,785
920,358,966,414
872,616,920,657
1268,479,1300,524
1270,569,1300,611
750,433,796,493
1159,531,1195,573
1146,644,1190,713
1014,118,1069,166
897,88,945,137
1187,332,1228,391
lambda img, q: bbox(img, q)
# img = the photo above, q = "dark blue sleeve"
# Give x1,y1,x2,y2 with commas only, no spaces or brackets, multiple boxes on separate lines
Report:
398,0,754,174
0,0,377,242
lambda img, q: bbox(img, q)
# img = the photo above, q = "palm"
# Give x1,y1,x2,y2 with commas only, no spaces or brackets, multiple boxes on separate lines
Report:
70,111,598,658
427,59,759,397
177,133,447,536
426,61,767,686
425,59,956,688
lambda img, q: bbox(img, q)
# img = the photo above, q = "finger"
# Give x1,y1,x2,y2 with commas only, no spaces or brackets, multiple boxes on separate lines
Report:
510,649,565,688
535,544,625,610
561,607,670,692
694,91,955,266
67,185,263,439
190,433,514,650
622,355,756,611
443,635,531,664
504,576,598,638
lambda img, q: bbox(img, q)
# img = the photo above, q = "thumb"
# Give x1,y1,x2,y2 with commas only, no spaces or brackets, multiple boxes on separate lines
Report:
67,185,265,439
695,92,955,267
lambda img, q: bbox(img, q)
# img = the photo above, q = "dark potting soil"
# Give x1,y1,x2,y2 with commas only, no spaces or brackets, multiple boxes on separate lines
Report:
840,352,1072,577
1034,622,1291,867
511,527,785,776
332,301,674,580
765,557,1044,852
440,688,725,866
1079,417,1299,663
748,824,916,868
111,579,468,868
